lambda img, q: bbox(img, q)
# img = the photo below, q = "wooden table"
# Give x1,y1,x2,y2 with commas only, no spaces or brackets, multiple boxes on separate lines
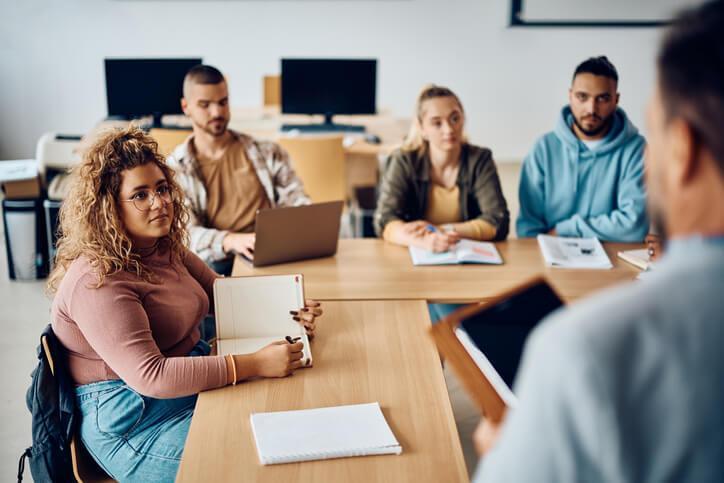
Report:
177,300,468,483
232,238,642,303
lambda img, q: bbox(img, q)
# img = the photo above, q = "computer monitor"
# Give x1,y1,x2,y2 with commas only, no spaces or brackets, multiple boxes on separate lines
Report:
281,58,377,132
105,58,202,127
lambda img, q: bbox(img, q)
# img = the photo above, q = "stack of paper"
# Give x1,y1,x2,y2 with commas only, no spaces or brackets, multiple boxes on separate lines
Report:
409,239,503,266
537,235,612,269
250,402,402,465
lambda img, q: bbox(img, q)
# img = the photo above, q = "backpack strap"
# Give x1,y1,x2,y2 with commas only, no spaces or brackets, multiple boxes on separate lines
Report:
17,446,31,482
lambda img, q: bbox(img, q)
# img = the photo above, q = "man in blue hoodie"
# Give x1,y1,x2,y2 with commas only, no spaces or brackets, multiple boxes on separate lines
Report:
517,57,648,242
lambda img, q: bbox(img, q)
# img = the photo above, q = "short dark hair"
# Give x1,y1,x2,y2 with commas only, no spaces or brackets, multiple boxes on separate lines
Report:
658,0,724,175
183,64,225,96
572,56,619,83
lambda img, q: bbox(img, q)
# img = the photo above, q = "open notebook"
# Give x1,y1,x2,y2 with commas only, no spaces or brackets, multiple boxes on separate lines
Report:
213,274,312,366
250,402,402,465
537,234,612,269
409,239,503,266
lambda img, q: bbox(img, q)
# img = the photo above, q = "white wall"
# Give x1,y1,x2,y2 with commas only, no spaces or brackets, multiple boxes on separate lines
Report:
0,0,666,161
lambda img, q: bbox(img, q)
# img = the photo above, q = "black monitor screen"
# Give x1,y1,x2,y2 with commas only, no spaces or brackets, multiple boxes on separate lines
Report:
105,58,202,118
281,58,376,116
460,281,564,389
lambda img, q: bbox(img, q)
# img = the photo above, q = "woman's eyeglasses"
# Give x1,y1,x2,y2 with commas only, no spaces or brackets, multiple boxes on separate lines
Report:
122,185,174,212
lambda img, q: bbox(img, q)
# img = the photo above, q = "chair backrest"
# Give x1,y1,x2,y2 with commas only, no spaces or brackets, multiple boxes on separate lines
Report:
263,75,281,107
277,135,347,203
40,336,116,483
148,128,192,157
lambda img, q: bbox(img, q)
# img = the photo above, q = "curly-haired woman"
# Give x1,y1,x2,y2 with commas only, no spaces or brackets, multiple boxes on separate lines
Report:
48,127,321,482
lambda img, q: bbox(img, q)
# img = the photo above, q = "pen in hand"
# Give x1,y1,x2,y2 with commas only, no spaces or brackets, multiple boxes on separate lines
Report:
285,335,309,367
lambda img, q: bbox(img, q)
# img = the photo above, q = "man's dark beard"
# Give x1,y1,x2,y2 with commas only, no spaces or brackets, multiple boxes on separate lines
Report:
573,113,613,137
198,118,228,137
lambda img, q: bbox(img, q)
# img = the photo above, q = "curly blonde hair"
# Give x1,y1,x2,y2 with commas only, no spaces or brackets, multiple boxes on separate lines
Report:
47,127,189,293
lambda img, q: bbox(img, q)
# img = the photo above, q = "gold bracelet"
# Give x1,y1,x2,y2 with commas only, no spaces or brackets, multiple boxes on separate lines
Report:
227,354,238,385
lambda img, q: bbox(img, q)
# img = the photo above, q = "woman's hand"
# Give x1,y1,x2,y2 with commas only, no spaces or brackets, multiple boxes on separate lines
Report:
290,299,322,339
401,220,460,252
422,229,460,253
252,340,305,378
401,220,430,237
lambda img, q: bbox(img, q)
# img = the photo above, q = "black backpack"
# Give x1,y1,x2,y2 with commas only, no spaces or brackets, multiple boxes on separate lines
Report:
18,324,77,482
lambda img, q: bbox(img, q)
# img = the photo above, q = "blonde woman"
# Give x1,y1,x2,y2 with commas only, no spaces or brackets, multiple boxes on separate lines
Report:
374,84,509,250
373,85,509,320
48,127,321,482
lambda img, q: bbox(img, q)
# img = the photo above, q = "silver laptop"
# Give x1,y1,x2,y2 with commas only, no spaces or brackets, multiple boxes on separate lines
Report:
247,201,344,267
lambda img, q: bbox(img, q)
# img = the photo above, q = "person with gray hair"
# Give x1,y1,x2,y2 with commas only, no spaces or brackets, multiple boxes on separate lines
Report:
473,1,724,481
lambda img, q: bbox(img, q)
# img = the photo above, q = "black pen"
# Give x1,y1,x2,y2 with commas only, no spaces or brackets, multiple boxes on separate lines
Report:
285,336,301,344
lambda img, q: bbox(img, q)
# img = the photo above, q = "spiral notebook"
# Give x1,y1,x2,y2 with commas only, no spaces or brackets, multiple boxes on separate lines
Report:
250,402,402,465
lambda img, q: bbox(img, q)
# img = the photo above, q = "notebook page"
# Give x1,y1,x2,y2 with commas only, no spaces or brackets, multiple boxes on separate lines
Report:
217,336,284,356
214,274,305,340
409,246,458,265
537,235,612,269
455,240,503,265
250,402,402,465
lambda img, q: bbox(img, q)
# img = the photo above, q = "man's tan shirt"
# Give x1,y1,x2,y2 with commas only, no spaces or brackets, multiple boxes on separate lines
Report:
195,140,270,234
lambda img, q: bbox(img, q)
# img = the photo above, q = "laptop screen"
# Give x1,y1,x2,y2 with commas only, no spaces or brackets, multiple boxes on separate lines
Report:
458,281,564,395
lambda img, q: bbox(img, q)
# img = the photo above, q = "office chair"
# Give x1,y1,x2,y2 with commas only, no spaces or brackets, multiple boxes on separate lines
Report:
148,128,192,157
277,135,347,204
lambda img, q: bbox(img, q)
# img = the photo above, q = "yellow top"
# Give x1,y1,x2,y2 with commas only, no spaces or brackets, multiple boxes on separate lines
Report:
425,184,496,240
382,183,497,241
424,184,462,225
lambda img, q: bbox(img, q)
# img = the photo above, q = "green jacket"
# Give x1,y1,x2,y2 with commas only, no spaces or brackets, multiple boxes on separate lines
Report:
374,144,510,240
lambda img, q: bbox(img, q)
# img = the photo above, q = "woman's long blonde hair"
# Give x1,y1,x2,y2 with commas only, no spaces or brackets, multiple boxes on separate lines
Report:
47,127,189,293
401,84,466,155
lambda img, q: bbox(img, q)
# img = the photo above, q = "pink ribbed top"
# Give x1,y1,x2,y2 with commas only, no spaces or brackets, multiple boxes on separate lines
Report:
51,247,228,398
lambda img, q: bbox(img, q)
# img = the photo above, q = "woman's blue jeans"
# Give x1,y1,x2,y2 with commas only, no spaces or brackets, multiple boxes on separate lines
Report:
428,303,463,324
74,340,210,482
